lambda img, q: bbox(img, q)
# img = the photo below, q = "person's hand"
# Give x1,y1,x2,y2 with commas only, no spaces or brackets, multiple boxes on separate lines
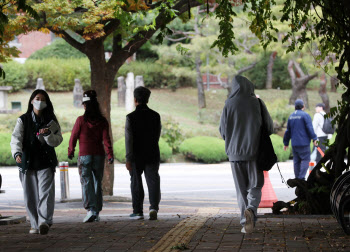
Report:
68,155,73,160
126,162,132,171
39,128,49,135
108,158,114,164
16,155,22,163
283,146,288,151
313,140,318,146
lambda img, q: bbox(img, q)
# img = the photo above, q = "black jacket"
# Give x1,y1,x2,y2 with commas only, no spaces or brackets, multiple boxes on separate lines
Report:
125,104,161,164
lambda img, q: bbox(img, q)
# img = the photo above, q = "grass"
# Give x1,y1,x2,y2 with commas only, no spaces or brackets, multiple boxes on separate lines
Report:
2,87,343,142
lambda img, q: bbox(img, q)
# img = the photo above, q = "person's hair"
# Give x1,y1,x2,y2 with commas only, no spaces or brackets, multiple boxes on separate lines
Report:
134,86,151,104
83,90,106,122
26,89,59,124
295,104,304,110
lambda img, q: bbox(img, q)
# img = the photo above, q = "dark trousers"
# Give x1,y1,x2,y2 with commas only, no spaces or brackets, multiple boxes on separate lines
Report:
315,136,327,163
129,162,161,214
292,145,310,180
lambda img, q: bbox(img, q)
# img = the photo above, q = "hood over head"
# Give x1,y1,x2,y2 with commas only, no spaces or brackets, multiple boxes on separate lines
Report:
229,75,255,99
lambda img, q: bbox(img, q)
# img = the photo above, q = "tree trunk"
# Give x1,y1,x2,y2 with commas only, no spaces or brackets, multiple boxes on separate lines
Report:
319,74,330,113
330,75,338,92
288,60,317,109
195,54,206,109
88,41,118,196
266,51,277,89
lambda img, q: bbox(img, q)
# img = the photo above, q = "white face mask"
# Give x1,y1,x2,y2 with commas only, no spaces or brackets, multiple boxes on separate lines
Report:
33,100,47,111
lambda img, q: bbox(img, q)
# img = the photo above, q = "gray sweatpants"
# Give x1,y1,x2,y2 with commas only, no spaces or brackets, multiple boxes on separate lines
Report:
230,161,264,226
19,168,55,229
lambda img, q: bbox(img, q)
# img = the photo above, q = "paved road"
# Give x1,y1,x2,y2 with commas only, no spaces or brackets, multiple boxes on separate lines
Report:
0,161,298,215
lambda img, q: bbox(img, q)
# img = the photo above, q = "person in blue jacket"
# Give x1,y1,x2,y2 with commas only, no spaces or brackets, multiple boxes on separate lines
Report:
283,99,317,180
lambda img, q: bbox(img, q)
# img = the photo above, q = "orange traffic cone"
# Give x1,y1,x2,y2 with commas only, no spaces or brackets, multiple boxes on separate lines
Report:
259,171,278,208
309,161,316,174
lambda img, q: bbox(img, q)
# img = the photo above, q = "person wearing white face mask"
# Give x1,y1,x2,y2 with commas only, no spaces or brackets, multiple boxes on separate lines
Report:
10,89,63,235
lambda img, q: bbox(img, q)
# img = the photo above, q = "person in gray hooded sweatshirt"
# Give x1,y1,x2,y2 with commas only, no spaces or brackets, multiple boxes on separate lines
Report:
219,75,273,234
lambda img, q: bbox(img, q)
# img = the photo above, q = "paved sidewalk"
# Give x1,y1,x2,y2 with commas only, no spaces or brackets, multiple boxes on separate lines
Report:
0,212,348,252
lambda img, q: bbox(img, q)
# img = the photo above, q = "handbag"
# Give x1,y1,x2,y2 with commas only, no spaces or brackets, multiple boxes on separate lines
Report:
256,98,277,171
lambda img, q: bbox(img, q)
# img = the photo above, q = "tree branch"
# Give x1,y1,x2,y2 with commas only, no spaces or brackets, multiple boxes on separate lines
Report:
108,0,201,68
51,29,86,54
236,62,257,75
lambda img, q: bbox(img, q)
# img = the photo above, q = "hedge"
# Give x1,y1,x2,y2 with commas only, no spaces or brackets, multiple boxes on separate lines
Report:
270,134,290,162
0,61,28,92
25,58,91,91
179,136,227,163
28,39,86,60
113,137,172,163
0,133,16,166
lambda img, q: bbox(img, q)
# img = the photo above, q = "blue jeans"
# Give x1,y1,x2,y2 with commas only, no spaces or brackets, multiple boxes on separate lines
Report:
292,146,310,180
78,155,105,214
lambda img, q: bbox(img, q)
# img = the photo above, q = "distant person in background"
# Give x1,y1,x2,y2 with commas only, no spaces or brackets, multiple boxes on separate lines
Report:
283,99,317,180
219,75,274,234
10,89,63,235
68,90,114,223
312,103,329,163
125,86,162,221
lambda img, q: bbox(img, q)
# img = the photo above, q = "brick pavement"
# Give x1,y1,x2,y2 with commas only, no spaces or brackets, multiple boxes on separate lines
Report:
188,214,349,252
0,213,349,252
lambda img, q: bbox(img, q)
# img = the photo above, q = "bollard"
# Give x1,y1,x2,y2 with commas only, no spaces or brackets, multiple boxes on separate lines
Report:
59,161,70,200
309,161,316,174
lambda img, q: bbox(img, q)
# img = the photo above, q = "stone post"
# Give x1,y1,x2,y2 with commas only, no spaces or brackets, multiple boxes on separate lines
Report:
135,75,144,88
125,72,135,112
117,76,126,107
0,86,12,111
36,78,45,90
73,79,84,108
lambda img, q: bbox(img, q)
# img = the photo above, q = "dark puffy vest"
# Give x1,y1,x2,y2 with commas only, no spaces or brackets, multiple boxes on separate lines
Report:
127,104,161,164
18,113,58,174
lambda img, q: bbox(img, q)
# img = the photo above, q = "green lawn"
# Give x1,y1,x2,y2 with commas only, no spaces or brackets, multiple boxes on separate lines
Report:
2,87,343,142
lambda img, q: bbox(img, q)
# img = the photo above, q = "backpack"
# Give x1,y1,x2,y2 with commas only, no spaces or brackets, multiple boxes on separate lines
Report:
322,115,335,134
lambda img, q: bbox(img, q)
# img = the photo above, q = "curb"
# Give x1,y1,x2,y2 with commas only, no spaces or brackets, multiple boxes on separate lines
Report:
0,216,26,225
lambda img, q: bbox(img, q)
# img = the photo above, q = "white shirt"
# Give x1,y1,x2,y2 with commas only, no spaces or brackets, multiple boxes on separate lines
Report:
312,111,327,137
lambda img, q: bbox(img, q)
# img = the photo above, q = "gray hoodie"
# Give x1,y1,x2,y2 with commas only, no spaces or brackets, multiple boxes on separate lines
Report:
219,76,274,161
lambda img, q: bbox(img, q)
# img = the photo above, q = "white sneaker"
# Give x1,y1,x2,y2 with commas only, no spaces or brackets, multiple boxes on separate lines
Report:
149,209,158,220
244,208,255,234
83,211,96,223
39,223,49,235
29,228,39,234
241,227,246,234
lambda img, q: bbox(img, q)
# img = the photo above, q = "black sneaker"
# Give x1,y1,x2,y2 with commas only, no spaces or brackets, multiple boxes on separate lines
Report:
129,213,144,220
149,209,158,220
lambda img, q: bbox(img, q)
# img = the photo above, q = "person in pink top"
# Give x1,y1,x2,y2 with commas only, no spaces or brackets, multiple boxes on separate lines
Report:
68,90,114,223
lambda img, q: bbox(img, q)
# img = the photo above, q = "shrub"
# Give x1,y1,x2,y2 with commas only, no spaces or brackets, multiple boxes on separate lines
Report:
161,119,184,153
24,58,91,91
116,61,195,90
179,136,227,163
28,39,86,60
245,53,291,90
270,134,290,162
0,61,28,92
0,133,16,166
266,99,294,128
55,132,79,165
113,137,172,163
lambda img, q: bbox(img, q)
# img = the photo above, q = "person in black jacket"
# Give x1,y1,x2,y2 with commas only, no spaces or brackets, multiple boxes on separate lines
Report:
125,86,161,220
10,89,63,235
